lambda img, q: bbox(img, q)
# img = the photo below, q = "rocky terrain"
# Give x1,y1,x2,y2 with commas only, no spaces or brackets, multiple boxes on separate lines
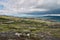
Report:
0,15,60,40
0,31,60,40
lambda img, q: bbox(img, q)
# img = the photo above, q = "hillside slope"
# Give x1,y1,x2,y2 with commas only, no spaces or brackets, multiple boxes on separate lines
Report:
0,15,60,40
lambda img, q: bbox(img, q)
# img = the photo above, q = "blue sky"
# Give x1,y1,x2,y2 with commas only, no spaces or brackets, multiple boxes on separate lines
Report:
0,5,4,10
0,0,60,16
0,0,8,2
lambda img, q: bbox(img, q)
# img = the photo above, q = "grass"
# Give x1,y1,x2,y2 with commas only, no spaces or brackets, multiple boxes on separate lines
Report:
0,15,60,39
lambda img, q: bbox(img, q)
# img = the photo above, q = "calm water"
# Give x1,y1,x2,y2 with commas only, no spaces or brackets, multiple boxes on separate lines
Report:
0,14,60,22
43,16,60,22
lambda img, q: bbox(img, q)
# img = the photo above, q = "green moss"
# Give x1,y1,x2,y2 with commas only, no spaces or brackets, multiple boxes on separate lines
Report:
0,15,60,38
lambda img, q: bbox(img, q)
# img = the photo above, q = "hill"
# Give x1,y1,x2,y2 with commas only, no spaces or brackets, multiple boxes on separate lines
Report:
0,15,60,40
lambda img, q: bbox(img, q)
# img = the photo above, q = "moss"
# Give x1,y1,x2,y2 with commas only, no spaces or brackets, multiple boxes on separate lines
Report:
0,15,60,38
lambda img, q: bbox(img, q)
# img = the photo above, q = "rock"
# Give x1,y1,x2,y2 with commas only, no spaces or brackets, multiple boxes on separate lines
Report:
0,31,60,40
34,32,60,40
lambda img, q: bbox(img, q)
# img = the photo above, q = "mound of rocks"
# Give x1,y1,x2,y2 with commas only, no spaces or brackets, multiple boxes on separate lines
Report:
0,31,60,40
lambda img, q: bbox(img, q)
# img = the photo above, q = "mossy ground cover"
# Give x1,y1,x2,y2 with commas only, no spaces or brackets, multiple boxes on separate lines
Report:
0,15,60,39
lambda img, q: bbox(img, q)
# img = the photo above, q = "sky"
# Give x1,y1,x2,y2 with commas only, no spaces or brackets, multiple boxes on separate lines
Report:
0,0,60,16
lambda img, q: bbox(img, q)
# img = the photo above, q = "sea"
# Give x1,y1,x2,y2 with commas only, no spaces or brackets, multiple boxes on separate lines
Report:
18,15,60,22
0,14,60,22
21,16,60,22
43,16,60,22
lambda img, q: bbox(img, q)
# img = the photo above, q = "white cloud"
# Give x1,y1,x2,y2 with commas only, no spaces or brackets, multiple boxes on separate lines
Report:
0,0,60,15
44,14,60,16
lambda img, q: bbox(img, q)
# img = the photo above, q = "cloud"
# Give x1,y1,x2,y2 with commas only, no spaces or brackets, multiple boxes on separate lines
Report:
42,14,60,16
0,0,60,15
